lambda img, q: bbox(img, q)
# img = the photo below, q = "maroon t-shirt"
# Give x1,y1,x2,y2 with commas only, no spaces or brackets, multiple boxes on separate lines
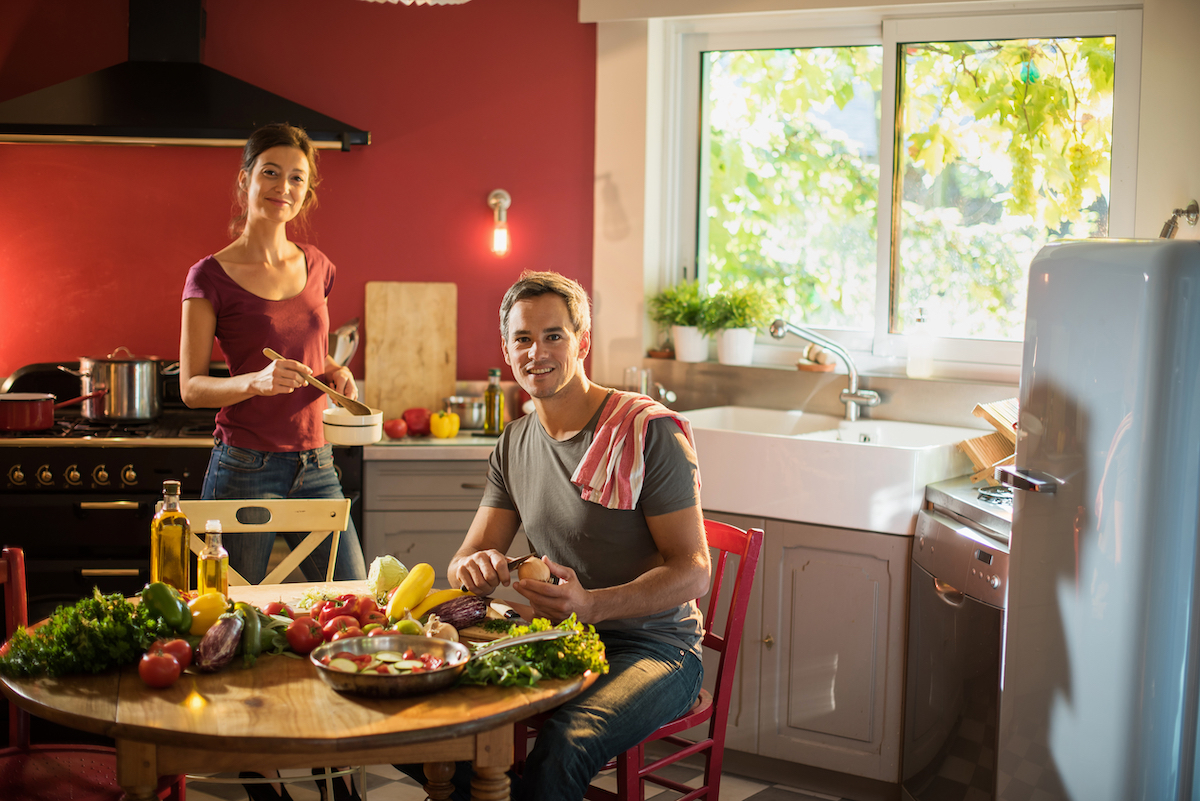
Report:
182,242,333,452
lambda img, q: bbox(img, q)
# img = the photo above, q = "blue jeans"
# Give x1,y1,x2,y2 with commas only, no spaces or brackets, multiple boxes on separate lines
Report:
399,629,703,801
201,439,367,583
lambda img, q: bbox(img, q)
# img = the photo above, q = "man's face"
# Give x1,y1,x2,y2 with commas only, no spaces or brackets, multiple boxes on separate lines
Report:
501,293,590,401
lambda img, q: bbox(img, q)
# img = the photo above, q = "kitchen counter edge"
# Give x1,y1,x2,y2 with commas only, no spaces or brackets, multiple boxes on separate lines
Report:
364,437,496,461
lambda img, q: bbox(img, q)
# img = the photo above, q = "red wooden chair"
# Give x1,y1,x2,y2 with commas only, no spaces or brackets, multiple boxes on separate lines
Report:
514,519,764,801
0,546,186,801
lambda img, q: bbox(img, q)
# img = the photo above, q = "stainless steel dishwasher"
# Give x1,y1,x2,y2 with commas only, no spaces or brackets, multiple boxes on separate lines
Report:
902,476,1012,801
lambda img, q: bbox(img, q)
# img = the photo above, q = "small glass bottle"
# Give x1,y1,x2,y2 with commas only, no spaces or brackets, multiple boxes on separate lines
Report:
151,480,191,592
197,519,229,597
484,368,505,436
906,306,935,379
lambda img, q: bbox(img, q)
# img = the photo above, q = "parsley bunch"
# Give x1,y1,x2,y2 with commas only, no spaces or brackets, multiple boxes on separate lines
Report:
0,589,173,678
460,614,609,687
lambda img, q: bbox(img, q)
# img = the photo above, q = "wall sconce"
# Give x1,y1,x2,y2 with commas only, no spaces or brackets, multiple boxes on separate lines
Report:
488,189,512,256
1159,200,1199,238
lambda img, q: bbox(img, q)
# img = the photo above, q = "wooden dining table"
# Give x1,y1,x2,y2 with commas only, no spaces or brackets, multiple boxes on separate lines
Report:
0,581,597,801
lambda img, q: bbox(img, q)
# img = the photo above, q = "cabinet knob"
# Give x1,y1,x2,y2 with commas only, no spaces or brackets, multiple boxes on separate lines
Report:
762,634,774,649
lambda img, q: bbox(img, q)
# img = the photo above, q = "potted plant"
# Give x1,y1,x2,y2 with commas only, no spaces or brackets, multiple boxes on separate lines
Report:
647,281,710,363
701,284,778,365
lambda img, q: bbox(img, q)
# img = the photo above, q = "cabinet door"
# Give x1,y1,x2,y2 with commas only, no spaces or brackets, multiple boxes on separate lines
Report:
682,511,766,755
365,510,478,589
758,521,910,782
364,461,489,511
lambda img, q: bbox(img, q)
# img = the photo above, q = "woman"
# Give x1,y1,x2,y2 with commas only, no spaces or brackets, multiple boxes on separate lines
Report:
180,122,366,587
179,123,366,801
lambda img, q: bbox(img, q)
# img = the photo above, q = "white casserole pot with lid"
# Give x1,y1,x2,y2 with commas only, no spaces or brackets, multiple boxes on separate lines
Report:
322,406,383,445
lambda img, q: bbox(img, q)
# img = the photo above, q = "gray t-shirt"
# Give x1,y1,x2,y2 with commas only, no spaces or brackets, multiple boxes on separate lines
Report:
480,393,704,657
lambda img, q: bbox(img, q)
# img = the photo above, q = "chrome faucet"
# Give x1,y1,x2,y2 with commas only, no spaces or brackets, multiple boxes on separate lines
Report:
768,319,881,422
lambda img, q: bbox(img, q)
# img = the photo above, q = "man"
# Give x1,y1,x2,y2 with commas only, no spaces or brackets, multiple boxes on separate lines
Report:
452,270,711,801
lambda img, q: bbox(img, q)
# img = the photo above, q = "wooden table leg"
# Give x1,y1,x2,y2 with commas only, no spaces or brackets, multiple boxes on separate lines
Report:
471,724,513,801
424,760,457,801
114,739,162,801
471,765,510,801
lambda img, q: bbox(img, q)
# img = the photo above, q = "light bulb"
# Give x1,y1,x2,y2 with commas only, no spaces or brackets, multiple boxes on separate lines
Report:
492,221,510,256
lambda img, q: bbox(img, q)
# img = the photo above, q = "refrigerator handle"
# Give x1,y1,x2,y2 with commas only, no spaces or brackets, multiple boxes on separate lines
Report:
995,464,1058,494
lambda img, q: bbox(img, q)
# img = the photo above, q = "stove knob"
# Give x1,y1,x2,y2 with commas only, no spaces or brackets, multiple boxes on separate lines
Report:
989,575,1002,590
7,465,25,485
37,465,54,486
121,465,138,485
65,465,82,485
93,465,110,485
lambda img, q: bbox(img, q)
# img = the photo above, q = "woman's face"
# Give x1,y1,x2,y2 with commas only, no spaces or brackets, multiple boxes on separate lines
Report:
239,145,311,225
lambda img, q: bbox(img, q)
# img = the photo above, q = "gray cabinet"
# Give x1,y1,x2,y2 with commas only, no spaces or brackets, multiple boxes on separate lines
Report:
363,460,489,589
758,521,910,782
702,509,911,783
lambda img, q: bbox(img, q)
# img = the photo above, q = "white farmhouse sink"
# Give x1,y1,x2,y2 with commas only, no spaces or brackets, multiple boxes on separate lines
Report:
682,406,982,535
681,405,844,436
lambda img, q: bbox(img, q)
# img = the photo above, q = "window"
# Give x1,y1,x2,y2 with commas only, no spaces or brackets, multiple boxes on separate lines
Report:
674,9,1141,376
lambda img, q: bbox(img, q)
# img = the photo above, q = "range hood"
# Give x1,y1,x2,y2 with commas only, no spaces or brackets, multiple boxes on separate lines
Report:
0,0,369,151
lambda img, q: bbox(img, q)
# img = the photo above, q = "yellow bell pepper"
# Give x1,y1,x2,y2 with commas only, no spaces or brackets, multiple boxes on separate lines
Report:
187,591,230,635
430,410,460,438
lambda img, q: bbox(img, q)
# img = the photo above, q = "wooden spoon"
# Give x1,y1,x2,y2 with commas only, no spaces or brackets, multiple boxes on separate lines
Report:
262,347,373,416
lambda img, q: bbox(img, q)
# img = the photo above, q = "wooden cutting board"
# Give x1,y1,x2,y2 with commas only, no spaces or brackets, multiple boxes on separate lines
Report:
364,282,457,421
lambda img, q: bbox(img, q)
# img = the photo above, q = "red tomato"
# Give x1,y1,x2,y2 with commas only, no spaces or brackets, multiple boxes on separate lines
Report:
331,627,364,642
139,650,182,689
264,601,294,618
383,418,408,439
359,610,388,628
309,599,334,620
285,616,324,655
155,639,192,671
322,614,361,642
367,626,393,637
402,408,432,436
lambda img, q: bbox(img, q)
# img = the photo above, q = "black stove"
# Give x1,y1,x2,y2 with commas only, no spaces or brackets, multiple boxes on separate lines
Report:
0,362,363,620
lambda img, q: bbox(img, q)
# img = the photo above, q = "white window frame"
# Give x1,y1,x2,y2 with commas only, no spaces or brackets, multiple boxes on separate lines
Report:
659,5,1142,381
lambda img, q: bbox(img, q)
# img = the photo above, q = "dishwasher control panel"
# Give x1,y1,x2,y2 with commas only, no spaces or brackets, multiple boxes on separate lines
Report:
914,509,1009,609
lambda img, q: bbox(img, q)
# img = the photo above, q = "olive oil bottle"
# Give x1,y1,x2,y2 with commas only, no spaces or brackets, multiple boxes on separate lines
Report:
484,367,505,436
197,519,229,596
151,480,191,592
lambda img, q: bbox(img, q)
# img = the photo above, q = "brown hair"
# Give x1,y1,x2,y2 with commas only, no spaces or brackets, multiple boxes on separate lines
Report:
228,123,321,237
499,271,592,342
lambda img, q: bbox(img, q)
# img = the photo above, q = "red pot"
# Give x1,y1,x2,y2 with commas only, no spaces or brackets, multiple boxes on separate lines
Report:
0,391,105,431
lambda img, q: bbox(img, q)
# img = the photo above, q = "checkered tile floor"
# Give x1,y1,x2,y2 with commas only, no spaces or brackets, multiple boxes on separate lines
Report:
183,764,849,801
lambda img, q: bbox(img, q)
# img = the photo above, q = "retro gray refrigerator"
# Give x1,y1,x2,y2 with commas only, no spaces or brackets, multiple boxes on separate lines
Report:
996,239,1200,800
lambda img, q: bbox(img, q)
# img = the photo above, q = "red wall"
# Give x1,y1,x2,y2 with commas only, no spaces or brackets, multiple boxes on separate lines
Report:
0,0,596,384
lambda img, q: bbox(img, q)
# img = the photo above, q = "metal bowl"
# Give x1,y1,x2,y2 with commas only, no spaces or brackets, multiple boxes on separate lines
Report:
310,635,470,698
444,396,485,430
309,629,575,698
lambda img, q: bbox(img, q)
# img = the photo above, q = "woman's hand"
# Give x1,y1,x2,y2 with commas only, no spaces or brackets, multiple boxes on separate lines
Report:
254,355,313,396
327,366,358,400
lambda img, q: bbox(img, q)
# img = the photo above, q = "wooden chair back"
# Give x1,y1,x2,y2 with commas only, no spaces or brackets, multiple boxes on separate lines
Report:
156,498,351,585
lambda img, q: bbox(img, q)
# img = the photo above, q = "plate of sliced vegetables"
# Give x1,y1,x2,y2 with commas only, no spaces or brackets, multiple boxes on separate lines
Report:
309,629,571,698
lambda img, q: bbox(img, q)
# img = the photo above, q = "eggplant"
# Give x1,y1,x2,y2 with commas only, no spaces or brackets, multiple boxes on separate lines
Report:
195,612,244,672
428,594,489,630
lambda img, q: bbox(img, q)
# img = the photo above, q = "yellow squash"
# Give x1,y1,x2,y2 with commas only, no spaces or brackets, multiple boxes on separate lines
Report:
410,588,471,620
385,562,435,621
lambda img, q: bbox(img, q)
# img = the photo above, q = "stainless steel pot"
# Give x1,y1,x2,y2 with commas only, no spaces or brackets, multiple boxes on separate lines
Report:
444,396,486,430
59,347,161,421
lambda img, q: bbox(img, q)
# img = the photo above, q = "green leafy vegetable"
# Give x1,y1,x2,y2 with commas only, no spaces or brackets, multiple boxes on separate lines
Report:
459,615,608,687
479,618,517,634
0,589,174,678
